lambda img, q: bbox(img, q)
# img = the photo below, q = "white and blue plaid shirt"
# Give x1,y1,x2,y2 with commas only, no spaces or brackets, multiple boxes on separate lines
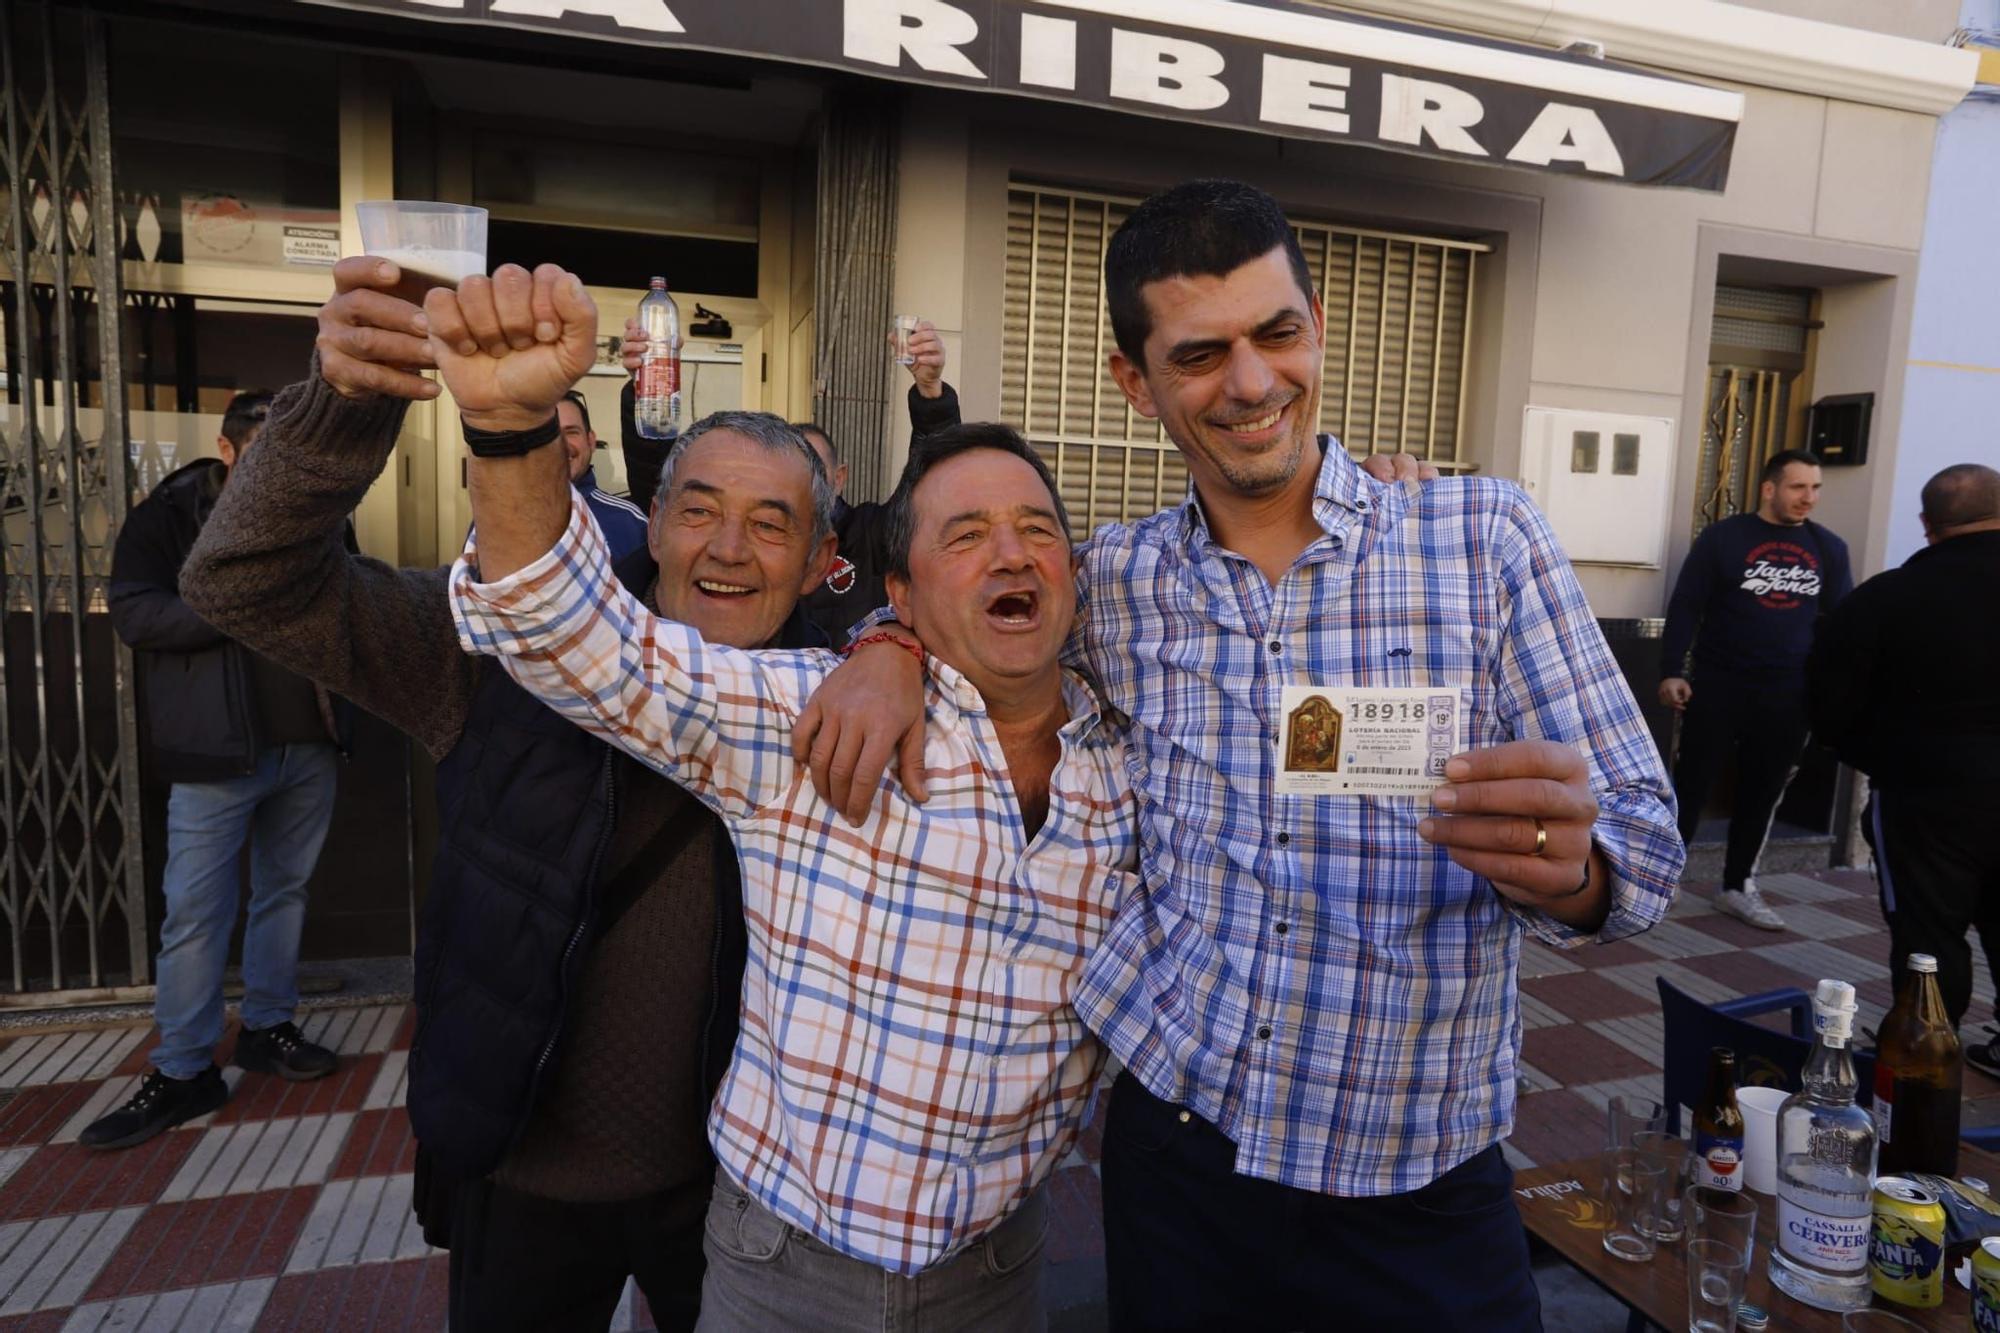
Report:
451,501,1138,1272
1066,440,1681,1196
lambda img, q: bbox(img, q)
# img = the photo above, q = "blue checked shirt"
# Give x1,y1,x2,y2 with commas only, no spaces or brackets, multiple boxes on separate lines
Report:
1065,440,1681,1196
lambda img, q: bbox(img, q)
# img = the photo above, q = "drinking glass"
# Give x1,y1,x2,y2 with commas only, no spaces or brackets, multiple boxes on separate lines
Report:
355,201,488,305
1602,1150,1661,1262
1633,1130,1688,1242
1688,1186,1758,1269
1840,1312,1923,1331
1606,1096,1666,1196
1686,1237,1748,1333
891,314,919,365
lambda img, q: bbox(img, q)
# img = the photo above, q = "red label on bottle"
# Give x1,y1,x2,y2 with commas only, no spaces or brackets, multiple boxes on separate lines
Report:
638,355,679,398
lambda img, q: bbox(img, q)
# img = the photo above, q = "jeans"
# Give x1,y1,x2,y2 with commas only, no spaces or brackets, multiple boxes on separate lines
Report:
152,742,339,1079
696,1171,1048,1332
1101,1072,1542,1332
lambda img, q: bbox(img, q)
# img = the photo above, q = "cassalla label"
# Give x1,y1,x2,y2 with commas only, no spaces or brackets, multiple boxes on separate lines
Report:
1778,1197,1869,1271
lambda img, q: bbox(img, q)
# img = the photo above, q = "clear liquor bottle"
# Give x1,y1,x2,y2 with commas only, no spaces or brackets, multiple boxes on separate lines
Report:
1769,978,1878,1312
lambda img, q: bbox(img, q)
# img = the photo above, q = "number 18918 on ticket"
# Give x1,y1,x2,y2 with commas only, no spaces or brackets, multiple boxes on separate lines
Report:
1274,685,1462,797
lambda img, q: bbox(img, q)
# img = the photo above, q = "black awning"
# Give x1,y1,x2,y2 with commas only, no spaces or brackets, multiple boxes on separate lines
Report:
295,0,1743,190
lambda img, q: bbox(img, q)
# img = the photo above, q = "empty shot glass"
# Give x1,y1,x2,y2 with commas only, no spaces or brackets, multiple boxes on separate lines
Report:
891,313,919,365
1602,1150,1661,1263
1687,1238,1749,1333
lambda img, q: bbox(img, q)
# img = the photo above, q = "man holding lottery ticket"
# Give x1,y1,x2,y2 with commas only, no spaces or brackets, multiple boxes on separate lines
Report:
800,179,1684,1331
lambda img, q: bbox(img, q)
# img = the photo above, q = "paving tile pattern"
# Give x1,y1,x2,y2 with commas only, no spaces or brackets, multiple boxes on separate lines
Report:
0,1000,1116,1331
1508,872,2000,1171
0,869,1975,1330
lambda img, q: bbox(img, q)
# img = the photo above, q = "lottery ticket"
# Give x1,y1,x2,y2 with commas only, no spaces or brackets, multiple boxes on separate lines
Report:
1274,685,1463,797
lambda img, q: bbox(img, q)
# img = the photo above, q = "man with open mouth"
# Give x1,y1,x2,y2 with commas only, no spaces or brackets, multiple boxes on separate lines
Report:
434,259,1137,1330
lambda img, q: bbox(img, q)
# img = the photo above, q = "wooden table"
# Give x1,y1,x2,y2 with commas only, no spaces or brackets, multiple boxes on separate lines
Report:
1515,1147,2000,1330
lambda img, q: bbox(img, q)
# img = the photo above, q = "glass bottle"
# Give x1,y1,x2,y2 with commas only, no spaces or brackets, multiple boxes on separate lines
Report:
1770,978,1877,1312
1693,1046,1747,1191
1875,952,1962,1177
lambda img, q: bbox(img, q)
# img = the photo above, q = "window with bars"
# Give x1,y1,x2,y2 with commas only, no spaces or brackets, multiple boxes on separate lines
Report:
1000,184,1488,534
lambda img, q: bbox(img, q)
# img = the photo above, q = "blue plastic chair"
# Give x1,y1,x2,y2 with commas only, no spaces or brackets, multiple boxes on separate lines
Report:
1657,977,1876,1134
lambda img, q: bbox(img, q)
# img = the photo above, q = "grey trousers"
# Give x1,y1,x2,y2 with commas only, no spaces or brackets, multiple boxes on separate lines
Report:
695,1171,1049,1332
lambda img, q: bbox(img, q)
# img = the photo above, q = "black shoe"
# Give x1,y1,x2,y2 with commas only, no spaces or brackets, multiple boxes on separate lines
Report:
1969,1030,2000,1081
234,1020,337,1082
78,1066,229,1150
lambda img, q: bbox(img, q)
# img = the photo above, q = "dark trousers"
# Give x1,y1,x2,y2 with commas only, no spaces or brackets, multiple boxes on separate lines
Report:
1869,787,2000,1027
446,1175,709,1333
1672,677,1811,890
1100,1072,1541,1332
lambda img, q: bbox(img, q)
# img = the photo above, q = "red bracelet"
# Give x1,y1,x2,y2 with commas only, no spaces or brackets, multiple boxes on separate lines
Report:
845,632,926,670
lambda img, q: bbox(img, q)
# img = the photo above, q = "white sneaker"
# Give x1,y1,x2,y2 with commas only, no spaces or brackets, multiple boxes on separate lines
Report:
1714,881,1786,932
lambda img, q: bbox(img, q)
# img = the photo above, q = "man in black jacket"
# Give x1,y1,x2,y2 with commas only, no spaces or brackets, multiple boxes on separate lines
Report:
87,392,344,1150
1808,463,2000,1056
1659,448,1852,932
179,257,827,1332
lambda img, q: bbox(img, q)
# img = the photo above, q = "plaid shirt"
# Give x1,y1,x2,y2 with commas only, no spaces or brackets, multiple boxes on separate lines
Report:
1067,440,1682,1197
449,500,1137,1273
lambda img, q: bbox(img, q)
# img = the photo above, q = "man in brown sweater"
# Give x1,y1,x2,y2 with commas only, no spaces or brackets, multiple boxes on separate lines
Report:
178,257,828,1332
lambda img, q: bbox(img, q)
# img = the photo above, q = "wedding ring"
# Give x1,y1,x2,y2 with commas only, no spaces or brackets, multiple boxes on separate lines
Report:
1531,818,1549,857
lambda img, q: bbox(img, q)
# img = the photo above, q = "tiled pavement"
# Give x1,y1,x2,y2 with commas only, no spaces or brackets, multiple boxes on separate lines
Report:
1504,869,1998,1176
0,1005,1116,1331
0,866,1981,1331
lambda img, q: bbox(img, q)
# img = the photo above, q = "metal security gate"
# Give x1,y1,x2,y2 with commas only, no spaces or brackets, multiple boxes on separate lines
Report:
1695,285,1816,535
0,4,147,995
1001,183,1487,534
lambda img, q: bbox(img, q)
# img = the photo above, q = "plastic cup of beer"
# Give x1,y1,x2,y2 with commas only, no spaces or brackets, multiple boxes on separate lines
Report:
1602,1150,1660,1263
355,201,488,306
1686,1238,1748,1333
892,314,919,366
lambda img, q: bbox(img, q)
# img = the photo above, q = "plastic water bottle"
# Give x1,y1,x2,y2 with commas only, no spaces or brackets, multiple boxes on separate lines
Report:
634,276,682,439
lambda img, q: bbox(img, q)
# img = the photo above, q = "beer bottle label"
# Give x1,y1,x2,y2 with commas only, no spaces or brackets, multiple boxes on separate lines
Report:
1693,1129,1745,1191
1875,1064,1896,1145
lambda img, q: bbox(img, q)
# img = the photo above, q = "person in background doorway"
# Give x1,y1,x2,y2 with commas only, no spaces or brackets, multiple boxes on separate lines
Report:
1808,463,2000,1066
612,316,964,644
558,388,649,562
86,391,345,1150
1658,448,1852,931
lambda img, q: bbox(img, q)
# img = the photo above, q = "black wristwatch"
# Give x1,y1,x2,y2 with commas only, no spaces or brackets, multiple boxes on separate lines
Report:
463,414,560,458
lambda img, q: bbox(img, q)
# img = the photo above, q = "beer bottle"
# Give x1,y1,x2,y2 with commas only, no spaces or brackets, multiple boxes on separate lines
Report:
1694,1047,1747,1191
1875,953,1962,1176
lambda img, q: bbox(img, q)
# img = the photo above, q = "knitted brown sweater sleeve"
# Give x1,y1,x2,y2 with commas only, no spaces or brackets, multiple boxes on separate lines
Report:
180,366,477,760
